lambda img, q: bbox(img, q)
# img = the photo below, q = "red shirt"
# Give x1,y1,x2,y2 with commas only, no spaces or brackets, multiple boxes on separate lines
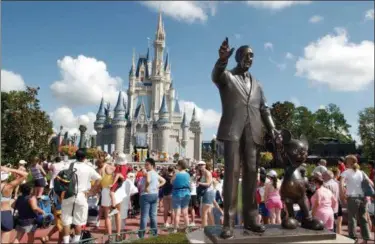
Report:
338,162,346,173
212,171,218,179
115,165,128,179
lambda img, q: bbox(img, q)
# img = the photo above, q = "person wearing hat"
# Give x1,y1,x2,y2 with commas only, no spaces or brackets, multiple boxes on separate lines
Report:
264,170,283,225
1,166,28,243
310,173,337,231
109,153,129,211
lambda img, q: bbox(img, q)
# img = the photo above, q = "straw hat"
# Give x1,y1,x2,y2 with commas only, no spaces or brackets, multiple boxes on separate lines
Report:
197,161,206,165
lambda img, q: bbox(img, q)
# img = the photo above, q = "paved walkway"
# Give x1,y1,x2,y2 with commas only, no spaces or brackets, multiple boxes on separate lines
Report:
10,208,374,243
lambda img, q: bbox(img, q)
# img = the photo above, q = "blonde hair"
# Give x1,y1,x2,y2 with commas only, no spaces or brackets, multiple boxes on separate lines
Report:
345,155,360,171
206,161,213,171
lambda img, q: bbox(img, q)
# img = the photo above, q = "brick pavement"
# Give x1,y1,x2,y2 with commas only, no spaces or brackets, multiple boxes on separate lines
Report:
10,208,374,243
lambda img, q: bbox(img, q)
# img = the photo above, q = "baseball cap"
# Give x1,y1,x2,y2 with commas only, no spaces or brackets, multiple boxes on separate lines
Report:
19,160,27,165
267,170,277,178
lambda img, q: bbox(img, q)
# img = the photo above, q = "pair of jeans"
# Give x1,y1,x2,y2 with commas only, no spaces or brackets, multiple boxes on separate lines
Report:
138,194,158,238
347,197,370,240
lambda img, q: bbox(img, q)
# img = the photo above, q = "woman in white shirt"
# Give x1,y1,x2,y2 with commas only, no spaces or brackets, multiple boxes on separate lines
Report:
340,155,373,243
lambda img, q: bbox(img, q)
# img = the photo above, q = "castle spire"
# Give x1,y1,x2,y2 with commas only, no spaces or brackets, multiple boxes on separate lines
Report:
96,97,106,120
159,94,168,114
114,91,126,113
191,107,197,122
164,52,170,71
129,48,136,76
181,111,189,128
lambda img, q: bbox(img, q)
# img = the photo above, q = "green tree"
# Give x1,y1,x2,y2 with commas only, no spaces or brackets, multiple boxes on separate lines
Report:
1,87,53,165
358,107,375,159
270,101,296,131
313,104,352,143
291,106,316,144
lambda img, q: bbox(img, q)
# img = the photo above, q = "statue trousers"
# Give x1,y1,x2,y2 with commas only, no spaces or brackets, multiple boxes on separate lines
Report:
222,122,260,229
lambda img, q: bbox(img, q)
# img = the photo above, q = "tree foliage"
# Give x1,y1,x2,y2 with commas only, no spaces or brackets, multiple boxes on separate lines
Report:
269,102,353,145
358,107,375,160
1,87,53,165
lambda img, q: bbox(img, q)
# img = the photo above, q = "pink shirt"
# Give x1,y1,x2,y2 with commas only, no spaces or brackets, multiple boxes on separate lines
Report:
311,186,337,230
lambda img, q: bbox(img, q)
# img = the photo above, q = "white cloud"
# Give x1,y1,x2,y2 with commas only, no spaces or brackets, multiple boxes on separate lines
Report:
269,58,287,71
179,100,221,129
234,33,241,40
50,55,123,107
50,106,96,137
264,42,274,51
318,105,326,110
309,15,324,23
285,52,295,60
1,70,26,92
296,28,374,91
290,97,301,107
365,9,374,21
246,1,311,10
140,1,217,23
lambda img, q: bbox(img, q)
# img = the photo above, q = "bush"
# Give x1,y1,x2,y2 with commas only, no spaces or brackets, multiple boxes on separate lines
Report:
260,152,273,168
132,233,188,244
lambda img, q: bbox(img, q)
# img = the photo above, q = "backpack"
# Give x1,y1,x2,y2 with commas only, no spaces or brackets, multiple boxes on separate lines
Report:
53,162,78,199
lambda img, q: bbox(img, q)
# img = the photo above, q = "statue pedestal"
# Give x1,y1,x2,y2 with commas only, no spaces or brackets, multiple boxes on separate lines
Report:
186,225,355,244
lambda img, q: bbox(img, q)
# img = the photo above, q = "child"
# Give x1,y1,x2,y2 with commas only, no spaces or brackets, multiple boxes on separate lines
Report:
109,153,128,213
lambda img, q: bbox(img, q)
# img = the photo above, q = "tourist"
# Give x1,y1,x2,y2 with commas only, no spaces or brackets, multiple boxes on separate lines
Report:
30,156,47,198
212,178,224,225
337,157,346,173
322,170,340,232
61,150,102,244
109,153,128,214
311,173,337,231
162,166,174,228
138,158,166,238
256,173,269,225
188,169,198,226
13,184,45,243
264,170,283,225
340,155,373,243
196,161,215,227
1,166,28,243
49,156,70,189
312,159,328,176
369,160,375,183
13,159,28,199
171,160,191,231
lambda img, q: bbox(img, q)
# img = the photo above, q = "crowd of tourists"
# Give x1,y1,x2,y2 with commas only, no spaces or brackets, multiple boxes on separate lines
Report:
1,151,374,243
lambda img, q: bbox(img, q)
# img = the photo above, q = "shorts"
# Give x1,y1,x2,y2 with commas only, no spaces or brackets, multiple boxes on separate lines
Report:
1,210,13,232
34,178,46,187
202,190,215,205
258,203,270,217
189,195,198,208
15,219,38,233
334,202,343,219
101,188,112,207
61,192,88,226
172,195,191,209
266,197,283,210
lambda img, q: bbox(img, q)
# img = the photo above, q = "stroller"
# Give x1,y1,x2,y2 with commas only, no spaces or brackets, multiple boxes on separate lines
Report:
87,196,100,227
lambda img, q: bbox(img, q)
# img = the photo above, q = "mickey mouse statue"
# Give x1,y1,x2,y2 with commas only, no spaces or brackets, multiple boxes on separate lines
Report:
267,129,324,231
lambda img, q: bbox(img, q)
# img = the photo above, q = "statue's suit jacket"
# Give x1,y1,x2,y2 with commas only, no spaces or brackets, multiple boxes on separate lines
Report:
211,59,272,145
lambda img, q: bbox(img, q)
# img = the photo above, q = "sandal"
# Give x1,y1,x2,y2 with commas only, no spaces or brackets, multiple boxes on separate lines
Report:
41,236,49,244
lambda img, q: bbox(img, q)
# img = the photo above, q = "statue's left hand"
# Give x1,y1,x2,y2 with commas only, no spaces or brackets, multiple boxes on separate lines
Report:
271,129,283,145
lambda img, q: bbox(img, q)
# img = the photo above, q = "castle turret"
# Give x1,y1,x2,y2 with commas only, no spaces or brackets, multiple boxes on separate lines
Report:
157,94,171,153
189,107,202,160
164,52,171,82
169,81,175,121
151,12,166,118
181,111,189,149
128,49,136,119
94,97,106,146
113,91,127,153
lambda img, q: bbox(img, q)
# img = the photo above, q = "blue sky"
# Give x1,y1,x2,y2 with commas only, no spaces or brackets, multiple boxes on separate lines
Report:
1,1,374,141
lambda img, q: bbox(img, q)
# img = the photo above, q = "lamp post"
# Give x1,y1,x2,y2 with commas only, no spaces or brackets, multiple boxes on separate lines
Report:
211,134,217,169
91,130,97,148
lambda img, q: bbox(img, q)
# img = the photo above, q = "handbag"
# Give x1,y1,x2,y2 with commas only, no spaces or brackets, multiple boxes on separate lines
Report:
361,171,375,197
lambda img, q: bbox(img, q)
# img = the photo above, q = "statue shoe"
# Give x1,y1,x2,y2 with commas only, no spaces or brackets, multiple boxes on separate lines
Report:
301,218,324,231
244,223,266,233
281,218,299,229
220,227,234,239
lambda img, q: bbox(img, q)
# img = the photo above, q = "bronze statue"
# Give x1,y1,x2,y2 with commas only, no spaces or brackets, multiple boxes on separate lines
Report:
275,130,324,231
211,37,280,239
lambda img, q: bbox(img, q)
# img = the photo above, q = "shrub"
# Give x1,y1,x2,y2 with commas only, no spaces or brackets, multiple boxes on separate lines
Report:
260,152,273,168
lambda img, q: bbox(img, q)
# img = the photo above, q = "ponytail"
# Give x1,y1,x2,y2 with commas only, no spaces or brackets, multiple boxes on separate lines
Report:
345,154,360,171
272,176,278,189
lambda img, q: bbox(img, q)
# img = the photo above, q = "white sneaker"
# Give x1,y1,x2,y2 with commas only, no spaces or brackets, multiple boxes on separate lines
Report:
109,208,119,216
189,223,195,227
164,223,170,228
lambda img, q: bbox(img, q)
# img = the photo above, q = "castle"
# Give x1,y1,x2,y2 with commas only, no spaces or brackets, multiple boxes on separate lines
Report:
93,13,202,161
